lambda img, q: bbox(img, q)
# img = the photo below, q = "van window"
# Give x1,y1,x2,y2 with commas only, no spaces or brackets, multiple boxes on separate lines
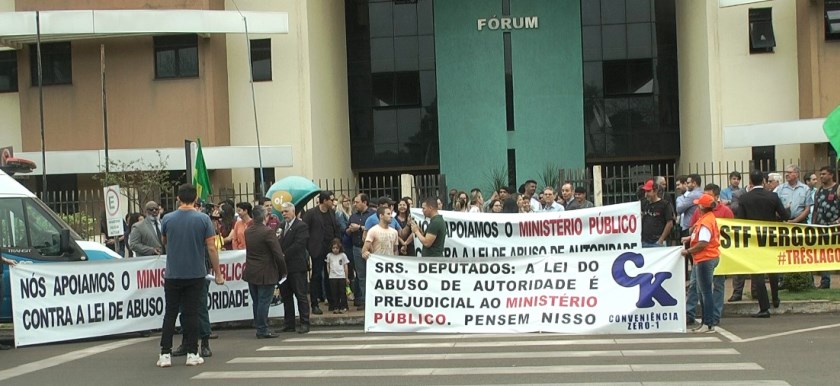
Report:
24,199,63,256
0,198,26,248
0,198,63,256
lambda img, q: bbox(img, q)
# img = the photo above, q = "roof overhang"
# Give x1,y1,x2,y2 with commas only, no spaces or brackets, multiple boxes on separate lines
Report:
15,146,293,175
723,118,828,148
0,10,288,49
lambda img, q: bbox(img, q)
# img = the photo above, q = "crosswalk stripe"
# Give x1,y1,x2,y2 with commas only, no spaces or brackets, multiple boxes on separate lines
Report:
434,382,790,386
284,332,572,342
193,362,763,379
230,348,739,363
258,336,720,351
306,329,363,335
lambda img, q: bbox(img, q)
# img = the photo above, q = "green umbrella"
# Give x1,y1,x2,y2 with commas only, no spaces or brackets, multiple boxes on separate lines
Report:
266,176,321,215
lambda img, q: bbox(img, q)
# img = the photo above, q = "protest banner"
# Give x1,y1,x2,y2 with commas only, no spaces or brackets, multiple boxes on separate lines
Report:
9,250,284,347
365,246,685,334
718,218,840,274
410,202,641,257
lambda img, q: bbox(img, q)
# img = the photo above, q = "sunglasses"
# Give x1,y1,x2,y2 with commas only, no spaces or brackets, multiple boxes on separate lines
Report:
146,207,160,212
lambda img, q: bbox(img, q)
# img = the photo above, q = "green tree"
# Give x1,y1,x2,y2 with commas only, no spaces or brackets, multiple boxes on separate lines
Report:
92,151,178,210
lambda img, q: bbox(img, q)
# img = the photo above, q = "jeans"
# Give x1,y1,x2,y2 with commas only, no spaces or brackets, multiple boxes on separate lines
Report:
695,258,719,327
248,283,276,335
712,275,725,325
352,246,366,304
686,268,698,320
642,241,666,248
160,278,204,355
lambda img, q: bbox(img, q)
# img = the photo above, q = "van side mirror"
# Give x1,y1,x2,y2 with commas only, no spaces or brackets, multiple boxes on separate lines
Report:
60,229,71,254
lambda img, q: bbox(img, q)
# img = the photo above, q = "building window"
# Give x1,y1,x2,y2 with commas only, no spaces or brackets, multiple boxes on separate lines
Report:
751,145,775,171
748,8,775,54
827,0,840,40
250,39,271,82
602,59,654,96
0,50,17,93
29,42,72,86
153,34,198,79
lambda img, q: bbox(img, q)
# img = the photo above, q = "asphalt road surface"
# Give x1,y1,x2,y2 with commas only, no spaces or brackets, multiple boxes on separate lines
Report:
1,314,839,385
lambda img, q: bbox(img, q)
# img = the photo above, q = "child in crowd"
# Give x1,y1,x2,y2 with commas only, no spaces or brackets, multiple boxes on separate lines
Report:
325,238,350,313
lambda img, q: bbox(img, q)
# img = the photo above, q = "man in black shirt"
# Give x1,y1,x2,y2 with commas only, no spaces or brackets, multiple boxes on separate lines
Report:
301,190,340,315
346,193,375,309
641,179,674,247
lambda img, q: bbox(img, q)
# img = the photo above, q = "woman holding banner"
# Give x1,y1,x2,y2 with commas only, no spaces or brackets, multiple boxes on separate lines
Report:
680,193,720,333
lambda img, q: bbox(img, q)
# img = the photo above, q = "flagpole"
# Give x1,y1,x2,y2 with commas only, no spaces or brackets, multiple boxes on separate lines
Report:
232,0,266,198
36,11,47,199
101,44,110,176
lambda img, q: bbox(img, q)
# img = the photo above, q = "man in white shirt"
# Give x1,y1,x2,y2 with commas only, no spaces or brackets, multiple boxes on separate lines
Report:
532,187,563,212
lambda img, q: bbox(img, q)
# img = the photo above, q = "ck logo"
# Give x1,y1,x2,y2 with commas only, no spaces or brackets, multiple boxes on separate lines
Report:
611,252,677,308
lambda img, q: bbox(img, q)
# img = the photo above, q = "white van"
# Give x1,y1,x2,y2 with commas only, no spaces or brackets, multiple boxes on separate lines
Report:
0,169,121,321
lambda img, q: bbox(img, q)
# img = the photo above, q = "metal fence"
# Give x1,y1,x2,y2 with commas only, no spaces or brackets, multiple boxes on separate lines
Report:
43,173,450,242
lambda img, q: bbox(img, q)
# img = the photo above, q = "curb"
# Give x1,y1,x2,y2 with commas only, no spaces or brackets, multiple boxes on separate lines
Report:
721,300,840,316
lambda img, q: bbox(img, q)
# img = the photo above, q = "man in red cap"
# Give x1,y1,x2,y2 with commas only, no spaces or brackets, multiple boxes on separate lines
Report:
641,179,675,248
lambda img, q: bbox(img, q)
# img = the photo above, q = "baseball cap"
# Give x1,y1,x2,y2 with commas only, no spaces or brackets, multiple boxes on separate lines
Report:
694,194,715,208
642,180,655,191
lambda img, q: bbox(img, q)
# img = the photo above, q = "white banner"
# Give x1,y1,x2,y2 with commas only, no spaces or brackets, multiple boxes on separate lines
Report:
410,202,641,257
9,250,284,347
365,247,686,334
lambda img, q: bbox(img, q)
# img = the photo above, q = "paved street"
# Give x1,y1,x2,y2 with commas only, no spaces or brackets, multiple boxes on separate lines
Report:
1,314,839,385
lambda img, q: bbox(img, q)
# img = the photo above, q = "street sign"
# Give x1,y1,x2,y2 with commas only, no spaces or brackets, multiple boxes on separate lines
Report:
104,185,124,237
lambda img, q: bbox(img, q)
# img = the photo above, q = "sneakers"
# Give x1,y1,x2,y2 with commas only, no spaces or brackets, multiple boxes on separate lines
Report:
185,353,204,366
691,325,715,333
156,353,172,368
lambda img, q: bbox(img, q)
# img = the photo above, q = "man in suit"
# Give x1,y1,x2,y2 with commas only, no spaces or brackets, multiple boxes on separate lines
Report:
301,191,340,315
129,201,164,256
278,202,312,333
735,169,788,318
244,206,288,339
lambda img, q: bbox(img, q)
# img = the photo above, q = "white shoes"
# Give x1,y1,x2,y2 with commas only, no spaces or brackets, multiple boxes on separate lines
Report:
186,353,205,366
156,353,172,367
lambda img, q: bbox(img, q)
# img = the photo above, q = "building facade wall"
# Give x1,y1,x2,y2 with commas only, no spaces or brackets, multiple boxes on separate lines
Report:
718,1,800,162
225,0,351,186
435,0,583,192
678,0,813,172
306,0,352,180
798,0,840,119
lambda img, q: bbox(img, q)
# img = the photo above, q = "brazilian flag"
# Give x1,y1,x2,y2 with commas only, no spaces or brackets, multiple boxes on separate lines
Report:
824,105,840,159
193,138,212,201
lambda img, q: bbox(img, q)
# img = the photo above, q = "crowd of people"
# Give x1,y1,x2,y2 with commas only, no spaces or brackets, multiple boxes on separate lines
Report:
99,165,838,365
114,185,448,367
639,164,840,333
442,180,595,215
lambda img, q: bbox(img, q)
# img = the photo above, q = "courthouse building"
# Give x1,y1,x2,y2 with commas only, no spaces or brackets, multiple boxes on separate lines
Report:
0,0,838,195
